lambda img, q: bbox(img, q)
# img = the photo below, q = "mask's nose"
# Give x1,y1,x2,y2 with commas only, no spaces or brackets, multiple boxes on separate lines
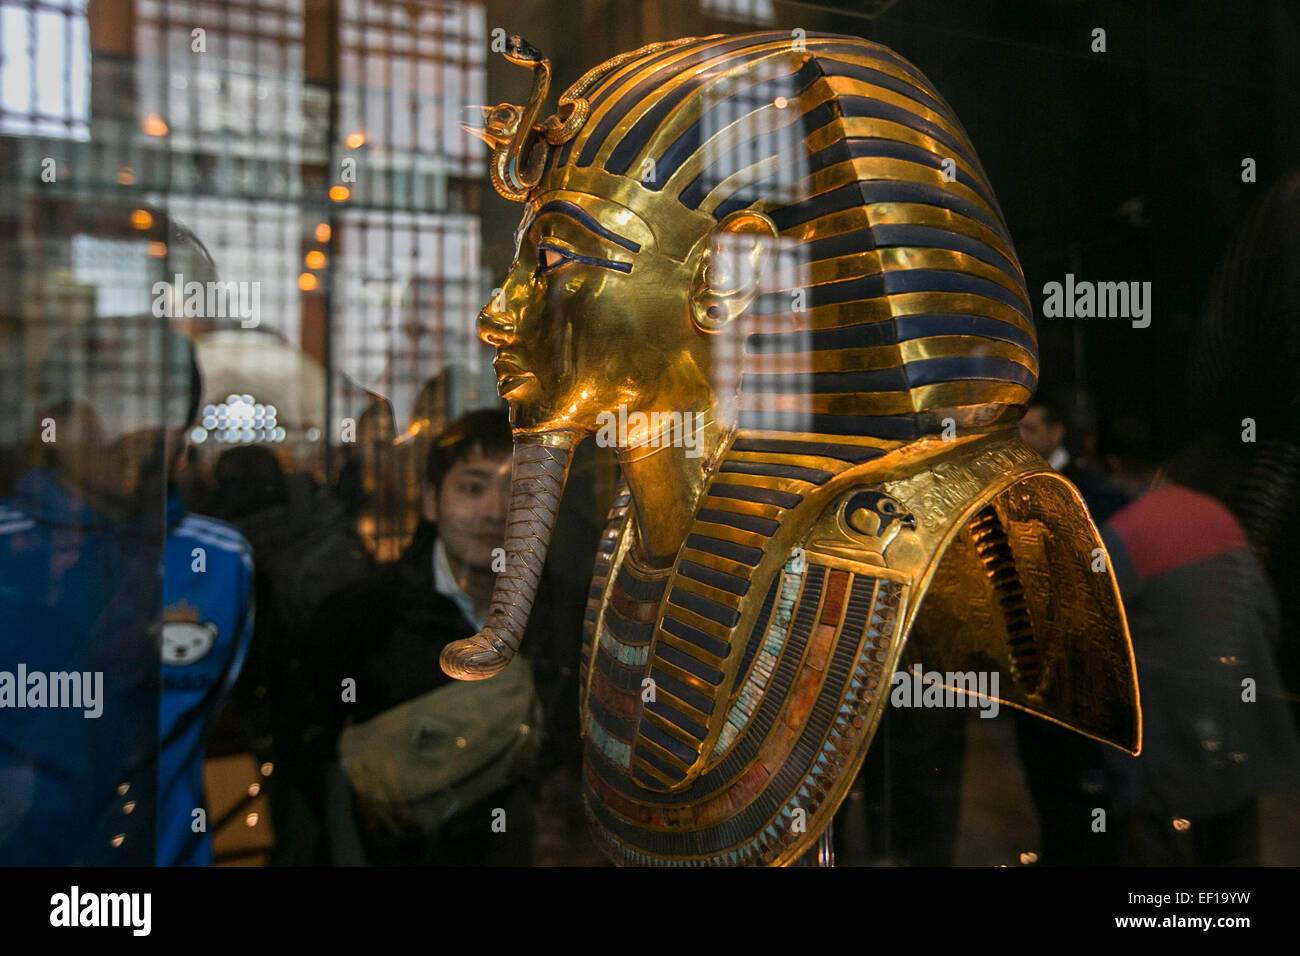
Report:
477,296,516,349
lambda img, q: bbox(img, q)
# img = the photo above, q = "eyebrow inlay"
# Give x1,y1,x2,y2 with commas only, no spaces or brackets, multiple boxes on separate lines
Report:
534,199,643,253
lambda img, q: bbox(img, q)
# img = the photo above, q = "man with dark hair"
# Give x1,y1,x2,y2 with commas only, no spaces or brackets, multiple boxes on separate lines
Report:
306,408,540,865
419,409,514,628
1020,394,1128,525
424,408,512,489
1017,396,1071,473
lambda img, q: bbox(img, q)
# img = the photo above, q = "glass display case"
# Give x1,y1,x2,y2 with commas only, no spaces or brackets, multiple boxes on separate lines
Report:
1,0,1297,871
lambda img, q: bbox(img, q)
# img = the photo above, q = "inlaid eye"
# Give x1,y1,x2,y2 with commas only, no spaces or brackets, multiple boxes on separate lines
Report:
532,240,633,277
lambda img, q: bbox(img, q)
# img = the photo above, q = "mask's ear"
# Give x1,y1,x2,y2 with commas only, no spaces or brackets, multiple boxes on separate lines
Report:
690,210,779,333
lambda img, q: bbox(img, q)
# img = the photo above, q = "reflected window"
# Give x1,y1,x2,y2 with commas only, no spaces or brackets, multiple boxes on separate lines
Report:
135,0,311,159
338,0,486,184
333,209,484,431
70,235,154,316
0,0,90,139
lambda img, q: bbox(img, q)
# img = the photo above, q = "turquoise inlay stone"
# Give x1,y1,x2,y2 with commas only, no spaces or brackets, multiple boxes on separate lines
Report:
599,622,651,666
715,721,739,754
712,711,740,758
586,713,632,767
711,564,809,760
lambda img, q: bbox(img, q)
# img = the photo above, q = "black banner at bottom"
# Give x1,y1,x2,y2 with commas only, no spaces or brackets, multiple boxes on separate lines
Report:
0,865,1281,942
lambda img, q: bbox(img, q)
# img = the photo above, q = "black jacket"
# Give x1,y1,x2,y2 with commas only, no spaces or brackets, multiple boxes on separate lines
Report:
308,522,476,750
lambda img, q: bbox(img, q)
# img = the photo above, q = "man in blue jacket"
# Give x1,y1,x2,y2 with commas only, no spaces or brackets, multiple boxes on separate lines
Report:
0,322,252,865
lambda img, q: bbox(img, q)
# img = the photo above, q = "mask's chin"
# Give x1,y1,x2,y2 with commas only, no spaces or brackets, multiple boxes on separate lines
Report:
496,375,537,402
507,389,606,439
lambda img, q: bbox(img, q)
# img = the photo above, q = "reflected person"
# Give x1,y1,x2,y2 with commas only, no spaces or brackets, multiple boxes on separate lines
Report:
308,409,540,865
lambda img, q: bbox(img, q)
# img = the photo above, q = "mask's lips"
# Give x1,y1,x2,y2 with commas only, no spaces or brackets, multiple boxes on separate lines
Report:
492,356,535,400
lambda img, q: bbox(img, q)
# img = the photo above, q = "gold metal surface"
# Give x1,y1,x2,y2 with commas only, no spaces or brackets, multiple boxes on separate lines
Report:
441,30,1141,866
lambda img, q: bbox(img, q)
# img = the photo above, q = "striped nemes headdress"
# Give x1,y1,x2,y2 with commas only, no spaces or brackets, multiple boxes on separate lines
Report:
474,31,1037,443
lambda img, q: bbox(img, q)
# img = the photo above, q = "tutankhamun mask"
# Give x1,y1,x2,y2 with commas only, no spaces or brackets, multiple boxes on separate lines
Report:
443,31,1140,866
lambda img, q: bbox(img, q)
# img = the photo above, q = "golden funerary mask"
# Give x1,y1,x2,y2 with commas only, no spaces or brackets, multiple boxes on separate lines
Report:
443,31,1140,866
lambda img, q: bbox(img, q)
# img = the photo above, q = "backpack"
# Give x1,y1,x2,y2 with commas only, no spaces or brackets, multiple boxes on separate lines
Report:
338,657,541,836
